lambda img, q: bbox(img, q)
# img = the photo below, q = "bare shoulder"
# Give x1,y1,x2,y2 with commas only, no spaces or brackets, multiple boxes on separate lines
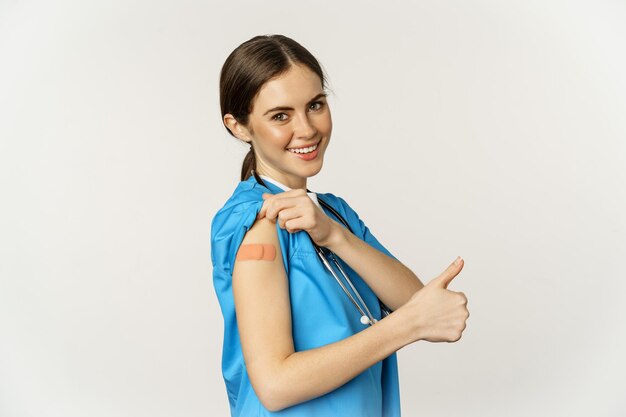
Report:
233,216,282,269
232,217,294,401
240,216,280,245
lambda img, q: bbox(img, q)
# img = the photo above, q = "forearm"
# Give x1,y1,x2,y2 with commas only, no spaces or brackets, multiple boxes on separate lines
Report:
326,222,424,311
267,312,410,411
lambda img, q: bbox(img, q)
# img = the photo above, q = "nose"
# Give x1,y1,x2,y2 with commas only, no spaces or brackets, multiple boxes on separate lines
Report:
293,112,317,139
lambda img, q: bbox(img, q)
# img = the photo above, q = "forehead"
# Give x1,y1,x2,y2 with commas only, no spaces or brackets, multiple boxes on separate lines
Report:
253,64,323,111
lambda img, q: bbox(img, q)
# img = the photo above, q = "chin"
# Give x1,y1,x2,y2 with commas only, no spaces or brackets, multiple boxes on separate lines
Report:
305,163,324,179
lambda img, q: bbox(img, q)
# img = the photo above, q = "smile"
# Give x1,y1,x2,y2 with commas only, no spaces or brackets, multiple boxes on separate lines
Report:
287,142,319,154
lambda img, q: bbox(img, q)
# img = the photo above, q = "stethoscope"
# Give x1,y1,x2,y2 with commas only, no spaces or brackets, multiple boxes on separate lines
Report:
252,171,392,326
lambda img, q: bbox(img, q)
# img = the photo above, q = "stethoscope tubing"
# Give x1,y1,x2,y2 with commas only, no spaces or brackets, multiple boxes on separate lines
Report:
313,196,392,326
252,172,391,326
328,249,378,323
313,244,377,325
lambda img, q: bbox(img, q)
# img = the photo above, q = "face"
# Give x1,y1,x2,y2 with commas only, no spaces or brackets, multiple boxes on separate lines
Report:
226,63,332,189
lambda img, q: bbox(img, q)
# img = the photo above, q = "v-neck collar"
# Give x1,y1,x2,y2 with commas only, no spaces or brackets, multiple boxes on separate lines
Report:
250,172,321,208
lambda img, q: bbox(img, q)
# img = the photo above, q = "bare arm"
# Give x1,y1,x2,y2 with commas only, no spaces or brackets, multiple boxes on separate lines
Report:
232,217,412,412
254,189,422,311
326,220,424,311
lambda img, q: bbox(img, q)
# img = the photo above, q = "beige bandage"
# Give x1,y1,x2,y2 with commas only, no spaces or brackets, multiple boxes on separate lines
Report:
236,243,276,261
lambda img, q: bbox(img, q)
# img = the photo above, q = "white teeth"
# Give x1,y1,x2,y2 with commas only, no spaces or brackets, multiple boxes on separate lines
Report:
288,143,318,154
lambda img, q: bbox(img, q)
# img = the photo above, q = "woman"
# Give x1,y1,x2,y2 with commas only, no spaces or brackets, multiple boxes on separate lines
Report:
211,34,469,416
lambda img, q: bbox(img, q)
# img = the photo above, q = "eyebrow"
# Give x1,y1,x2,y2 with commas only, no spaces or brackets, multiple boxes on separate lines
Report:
262,93,328,116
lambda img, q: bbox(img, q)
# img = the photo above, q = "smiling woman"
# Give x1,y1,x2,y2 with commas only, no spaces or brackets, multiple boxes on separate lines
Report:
210,34,468,417
221,41,332,190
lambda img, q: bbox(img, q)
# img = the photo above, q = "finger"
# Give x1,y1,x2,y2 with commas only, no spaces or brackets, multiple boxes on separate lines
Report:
276,207,302,230
257,200,267,220
283,214,308,233
256,198,281,222
262,196,308,221
456,291,468,306
257,194,279,220
431,256,464,289
256,193,274,219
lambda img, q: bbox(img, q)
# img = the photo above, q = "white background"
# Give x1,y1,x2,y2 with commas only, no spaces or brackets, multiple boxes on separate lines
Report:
1,0,625,416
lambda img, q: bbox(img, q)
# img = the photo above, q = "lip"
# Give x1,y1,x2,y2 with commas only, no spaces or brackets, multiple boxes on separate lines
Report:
289,145,319,161
286,139,321,150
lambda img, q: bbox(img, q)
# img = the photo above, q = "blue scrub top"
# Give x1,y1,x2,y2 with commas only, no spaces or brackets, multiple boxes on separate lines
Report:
211,175,401,416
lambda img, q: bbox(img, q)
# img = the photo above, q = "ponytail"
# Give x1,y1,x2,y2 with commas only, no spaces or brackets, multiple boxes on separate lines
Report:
240,143,256,181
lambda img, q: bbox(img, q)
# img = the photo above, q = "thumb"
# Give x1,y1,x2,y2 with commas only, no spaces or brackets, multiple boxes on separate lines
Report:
430,256,464,289
256,197,268,220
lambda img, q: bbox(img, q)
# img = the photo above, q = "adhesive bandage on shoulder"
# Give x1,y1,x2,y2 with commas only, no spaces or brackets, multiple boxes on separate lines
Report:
236,243,277,261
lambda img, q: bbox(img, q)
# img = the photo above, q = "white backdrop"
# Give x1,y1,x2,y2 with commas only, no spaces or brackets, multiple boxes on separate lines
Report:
1,0,625,416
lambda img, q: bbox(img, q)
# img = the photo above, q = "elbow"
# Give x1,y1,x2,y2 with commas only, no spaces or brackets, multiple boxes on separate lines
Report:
260,399,285,413
248,352,305,412
251,366,293,412
256,382,291,412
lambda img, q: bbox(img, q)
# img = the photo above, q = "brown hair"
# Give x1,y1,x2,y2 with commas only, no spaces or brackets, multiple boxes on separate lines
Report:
219,34,327,181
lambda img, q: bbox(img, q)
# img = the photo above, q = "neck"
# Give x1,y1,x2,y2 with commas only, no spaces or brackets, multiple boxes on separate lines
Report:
256,169,307,190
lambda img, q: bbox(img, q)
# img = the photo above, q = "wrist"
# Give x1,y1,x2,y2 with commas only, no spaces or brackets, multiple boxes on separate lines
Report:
325,220,349,251
380,308,415,349
386,305,424,347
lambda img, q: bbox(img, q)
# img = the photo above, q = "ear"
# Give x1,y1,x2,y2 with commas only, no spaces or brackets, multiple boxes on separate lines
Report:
223,114,251,143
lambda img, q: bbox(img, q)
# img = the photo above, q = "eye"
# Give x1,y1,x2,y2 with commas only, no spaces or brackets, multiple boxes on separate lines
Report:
272,113,288,122
308,101,324,111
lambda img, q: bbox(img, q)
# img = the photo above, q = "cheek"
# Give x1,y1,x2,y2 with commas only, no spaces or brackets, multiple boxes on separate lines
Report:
318,113,333,135
258,124,292,147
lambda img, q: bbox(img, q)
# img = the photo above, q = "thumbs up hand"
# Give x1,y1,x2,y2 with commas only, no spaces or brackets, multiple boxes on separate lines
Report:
395,257,469,344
